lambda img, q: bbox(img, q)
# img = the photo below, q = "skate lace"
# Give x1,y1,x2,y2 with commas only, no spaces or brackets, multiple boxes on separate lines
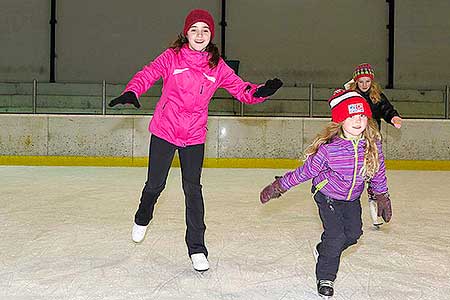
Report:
319,280,334,288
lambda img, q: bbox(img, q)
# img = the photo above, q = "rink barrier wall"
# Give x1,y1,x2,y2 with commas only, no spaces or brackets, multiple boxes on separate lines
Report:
0,114,449,170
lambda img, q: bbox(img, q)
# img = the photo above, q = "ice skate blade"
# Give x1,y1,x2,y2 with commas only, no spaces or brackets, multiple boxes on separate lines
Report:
373,222,383,230
194,268,209,273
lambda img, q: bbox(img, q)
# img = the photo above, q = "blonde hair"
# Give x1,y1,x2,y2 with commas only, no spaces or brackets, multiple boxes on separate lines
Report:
303,119,382,179
349,80,383,104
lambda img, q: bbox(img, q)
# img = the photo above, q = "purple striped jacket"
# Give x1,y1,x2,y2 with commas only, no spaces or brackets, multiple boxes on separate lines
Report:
279,136,388,201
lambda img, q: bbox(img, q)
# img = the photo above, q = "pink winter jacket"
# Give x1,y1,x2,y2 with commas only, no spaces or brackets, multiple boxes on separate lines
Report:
124,44,267,147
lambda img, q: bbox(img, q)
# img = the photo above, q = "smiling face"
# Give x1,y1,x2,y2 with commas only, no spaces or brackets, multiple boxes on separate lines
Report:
342,114,368,139
356,76,372,92
186,21,211,51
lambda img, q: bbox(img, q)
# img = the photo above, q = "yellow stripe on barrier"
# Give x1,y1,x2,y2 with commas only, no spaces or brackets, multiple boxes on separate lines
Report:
1,155,450,170
0,156,300,169
0,155,145,167
202,158,300,169
384,160,450,171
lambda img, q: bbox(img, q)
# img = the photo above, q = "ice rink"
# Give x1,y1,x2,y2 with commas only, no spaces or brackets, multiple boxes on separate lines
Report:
1,166,449,300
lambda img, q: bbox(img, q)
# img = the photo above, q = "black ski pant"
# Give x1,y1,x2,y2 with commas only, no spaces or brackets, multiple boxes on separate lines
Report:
313,188,363,282
134,135,207,257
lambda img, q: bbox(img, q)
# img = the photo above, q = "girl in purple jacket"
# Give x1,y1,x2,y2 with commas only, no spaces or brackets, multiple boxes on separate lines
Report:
109,9,282,272
260,90,392,299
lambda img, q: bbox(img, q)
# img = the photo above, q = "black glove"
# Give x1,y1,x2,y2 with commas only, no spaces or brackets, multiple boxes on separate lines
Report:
374,192,392,223
108,91,141,108
253,78,283,98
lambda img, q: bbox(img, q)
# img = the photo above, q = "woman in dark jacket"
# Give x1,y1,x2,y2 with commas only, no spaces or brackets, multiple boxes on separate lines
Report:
346,63,402,129
344,63,401,228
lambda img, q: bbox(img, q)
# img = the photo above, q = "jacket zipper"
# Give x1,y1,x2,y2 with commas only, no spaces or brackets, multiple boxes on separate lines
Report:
200,85,204,94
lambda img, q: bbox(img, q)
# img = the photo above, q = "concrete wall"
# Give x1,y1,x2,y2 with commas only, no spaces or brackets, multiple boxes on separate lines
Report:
1,1,449,89
1,114,449,161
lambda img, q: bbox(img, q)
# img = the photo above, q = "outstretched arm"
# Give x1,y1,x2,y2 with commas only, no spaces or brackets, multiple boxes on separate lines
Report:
379,93,402,128
109,49,173,108
260,148,328,204
219,62,282,104
123,49,173,98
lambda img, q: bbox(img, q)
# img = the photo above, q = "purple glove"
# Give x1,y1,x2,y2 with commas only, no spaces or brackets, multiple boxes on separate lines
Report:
260,177,287,204
374,193,392,222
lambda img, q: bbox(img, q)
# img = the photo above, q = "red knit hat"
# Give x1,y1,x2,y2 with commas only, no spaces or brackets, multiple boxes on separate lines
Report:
183,9,215,40
328,89,372,123
353,63,375,81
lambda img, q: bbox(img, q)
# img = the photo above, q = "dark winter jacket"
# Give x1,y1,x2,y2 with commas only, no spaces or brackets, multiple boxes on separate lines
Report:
357,89,400,129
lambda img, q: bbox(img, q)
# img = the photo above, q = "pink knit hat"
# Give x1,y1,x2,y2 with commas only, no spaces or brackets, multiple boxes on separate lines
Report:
183,9,215,40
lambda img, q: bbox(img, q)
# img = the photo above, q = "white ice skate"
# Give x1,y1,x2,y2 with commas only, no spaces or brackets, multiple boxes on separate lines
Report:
191,253,209,272
131,223,148,243
369,200,384,229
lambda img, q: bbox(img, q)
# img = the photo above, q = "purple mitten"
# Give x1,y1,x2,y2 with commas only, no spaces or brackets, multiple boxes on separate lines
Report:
260,177,287,204
374,193,392,222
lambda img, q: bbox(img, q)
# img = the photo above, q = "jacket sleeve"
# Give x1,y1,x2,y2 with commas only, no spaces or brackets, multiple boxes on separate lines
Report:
279,146,328,190
378,93,400,125
369,141,389,194
217,61,267,104
123,49,173,98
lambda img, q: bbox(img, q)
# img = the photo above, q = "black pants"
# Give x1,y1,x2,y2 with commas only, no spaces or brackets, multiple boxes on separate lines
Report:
313,189,363,281
134,135,207,257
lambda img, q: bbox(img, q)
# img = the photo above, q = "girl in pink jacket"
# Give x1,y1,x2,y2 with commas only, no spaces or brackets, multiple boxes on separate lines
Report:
109,8,282,272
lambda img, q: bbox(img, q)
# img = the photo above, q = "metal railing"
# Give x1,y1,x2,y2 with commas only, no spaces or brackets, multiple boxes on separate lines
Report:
0,80,449,119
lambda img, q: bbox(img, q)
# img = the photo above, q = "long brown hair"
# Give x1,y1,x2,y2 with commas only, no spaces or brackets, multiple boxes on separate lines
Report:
349,80,383,104
170,34,220,69
303,118,382,179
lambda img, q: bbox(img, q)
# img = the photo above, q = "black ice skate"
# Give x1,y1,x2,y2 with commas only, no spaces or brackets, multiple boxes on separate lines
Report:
317,279,334,299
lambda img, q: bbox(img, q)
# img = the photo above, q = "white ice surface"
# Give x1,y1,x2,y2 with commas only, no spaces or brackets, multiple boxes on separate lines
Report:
1,166,449,300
